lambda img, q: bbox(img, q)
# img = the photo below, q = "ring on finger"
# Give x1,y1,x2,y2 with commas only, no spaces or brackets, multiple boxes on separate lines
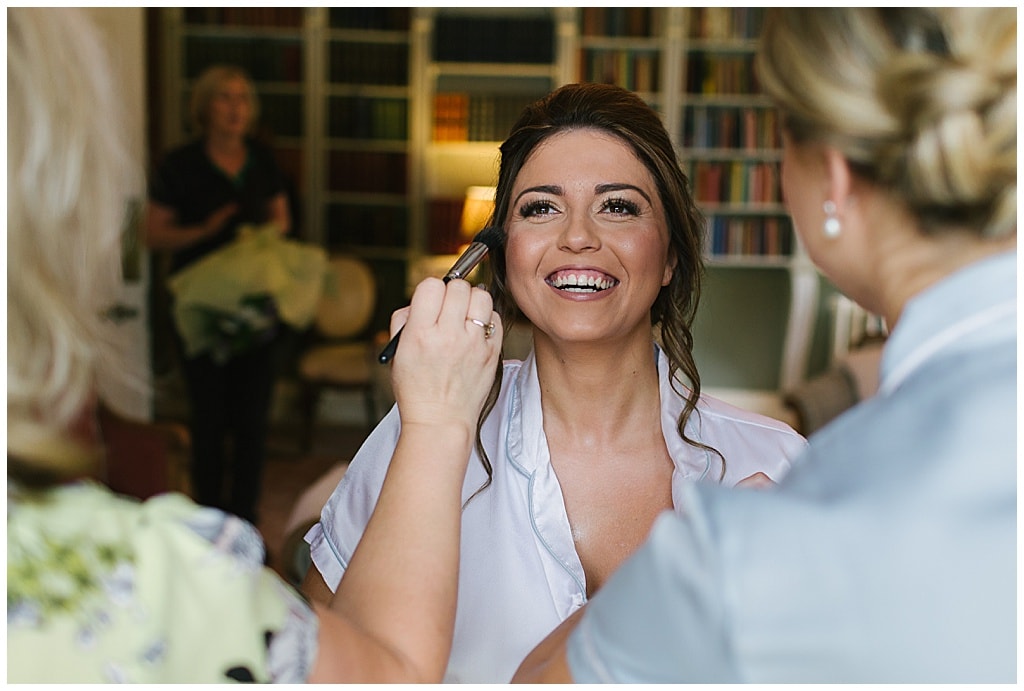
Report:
467,318,496,339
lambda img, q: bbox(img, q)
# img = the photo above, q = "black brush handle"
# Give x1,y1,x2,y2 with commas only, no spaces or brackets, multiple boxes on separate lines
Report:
377,229,498,364
377,327,403,364
377,275,455,364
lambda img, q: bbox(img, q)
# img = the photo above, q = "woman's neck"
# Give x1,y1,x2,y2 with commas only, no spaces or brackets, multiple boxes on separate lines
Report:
531,329,662,443
870,224,1016,329
204,133,248,177
205,130,246,154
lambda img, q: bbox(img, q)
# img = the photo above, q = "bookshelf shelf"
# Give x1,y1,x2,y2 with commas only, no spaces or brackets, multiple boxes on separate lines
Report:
430,63,557,79
182,25,303,39
686,39,761,52
700,202,789,214
683,150,783,163
325,83,409,96
326,28,409,43
580,35,663,50
685,94,774,107
706,255,793,269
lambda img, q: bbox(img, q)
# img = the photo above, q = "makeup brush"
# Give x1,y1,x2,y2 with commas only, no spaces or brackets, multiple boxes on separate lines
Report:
377,225,503,364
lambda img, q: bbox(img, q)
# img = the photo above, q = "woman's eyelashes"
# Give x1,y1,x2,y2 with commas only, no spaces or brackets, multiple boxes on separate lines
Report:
518,199,558,219
601,197,641,216
516,195,644,221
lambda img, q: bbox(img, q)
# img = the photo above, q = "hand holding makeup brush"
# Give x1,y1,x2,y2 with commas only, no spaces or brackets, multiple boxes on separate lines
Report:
378,226,503,364
386,276,502,436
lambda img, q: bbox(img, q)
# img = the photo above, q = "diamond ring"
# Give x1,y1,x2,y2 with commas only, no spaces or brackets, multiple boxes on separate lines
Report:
467,318,495,339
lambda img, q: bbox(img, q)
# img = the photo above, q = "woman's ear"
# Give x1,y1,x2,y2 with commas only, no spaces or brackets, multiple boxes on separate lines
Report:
823,147,853,212
662,248,677,287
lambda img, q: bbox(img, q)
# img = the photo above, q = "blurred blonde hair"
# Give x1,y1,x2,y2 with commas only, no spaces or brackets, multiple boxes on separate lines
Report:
188,64,260,136
7,8,142,481
756,8,1016,240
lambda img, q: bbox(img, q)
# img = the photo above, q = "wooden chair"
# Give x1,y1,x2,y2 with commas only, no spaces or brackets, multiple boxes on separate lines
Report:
296,255,379,452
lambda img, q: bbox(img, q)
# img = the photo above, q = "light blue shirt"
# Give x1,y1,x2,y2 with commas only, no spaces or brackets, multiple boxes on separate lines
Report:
306,346,805,682
568,251,1017,683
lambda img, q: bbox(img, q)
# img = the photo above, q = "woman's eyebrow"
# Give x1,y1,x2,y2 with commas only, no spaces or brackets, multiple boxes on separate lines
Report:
596,182,652,204
514,183,652,205
513,184,562,205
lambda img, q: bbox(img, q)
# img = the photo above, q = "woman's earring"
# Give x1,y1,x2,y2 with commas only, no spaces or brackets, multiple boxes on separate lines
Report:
823,200,841,238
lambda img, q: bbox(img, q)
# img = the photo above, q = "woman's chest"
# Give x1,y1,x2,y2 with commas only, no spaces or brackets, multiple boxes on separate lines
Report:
548,439,675,596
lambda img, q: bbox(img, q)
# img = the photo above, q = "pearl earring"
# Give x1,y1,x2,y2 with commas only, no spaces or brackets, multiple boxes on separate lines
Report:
823,200,841,238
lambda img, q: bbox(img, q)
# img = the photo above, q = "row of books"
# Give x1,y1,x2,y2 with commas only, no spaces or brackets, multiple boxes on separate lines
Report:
579,8,655,38
258,93,304,138
325,202,409,250
328,8,410,31
689,160,780,205
327,151,408,195
183,8,304,28
433,93,537,143
184,36,303,83
682,105,780,151
269,146,303,195
427,198,469,255
433,15,554,64
329,42,408,86
705,216,793,258
687,8,765,41
329,96,408,141
685,53,759,95
579,49,660,93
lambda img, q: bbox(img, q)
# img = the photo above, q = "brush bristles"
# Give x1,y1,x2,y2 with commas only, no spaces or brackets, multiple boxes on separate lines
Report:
471,225,503,251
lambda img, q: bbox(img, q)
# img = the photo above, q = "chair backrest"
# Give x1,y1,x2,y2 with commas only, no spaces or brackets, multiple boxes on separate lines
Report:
98,402,191,500
314,255,376,339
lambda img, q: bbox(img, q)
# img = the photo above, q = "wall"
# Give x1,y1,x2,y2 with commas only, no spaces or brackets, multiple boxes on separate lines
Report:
694,267,843,392
693,267,790,390
83,8,153,419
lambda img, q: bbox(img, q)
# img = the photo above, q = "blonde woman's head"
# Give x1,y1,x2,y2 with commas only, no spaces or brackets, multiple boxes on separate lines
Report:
8,8,141,482
188,64,260,137
756,8,1016,240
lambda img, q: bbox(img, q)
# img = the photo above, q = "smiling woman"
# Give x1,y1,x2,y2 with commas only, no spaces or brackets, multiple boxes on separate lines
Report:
301,82,807,683
504,129,674,348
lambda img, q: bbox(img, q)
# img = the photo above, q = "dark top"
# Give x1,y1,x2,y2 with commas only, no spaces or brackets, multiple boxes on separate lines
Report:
149,138,286,272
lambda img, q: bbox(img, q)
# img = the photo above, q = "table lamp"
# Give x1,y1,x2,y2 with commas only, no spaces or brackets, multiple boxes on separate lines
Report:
460,185,496,242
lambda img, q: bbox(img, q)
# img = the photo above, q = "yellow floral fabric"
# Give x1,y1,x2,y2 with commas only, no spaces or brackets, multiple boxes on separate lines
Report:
7,481,318,682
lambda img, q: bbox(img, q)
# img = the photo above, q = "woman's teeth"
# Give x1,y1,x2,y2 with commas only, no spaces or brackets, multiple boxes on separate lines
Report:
548,273,617,292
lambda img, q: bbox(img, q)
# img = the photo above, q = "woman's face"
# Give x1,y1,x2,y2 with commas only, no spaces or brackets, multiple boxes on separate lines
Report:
206,76,253,138
503,128,675,346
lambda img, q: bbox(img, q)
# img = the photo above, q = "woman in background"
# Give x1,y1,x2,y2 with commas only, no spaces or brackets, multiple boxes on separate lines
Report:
8,7,502,682
302,82,806,682
146,64,290,524
514,7,1016,682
